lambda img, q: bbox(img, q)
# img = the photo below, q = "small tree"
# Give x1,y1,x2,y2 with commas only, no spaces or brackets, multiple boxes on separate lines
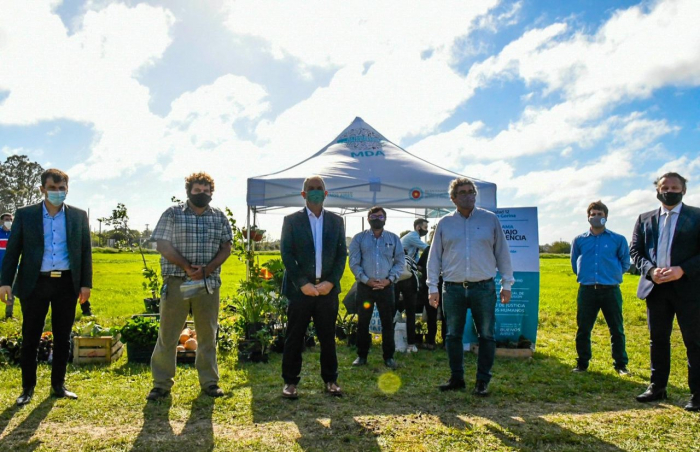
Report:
0,155,44,212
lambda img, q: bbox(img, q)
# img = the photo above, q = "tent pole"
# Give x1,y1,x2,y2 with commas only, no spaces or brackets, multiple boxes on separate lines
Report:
246,206,251,281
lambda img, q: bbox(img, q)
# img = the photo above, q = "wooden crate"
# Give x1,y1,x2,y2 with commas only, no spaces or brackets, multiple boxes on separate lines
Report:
470,344,533,358
73,334,124,364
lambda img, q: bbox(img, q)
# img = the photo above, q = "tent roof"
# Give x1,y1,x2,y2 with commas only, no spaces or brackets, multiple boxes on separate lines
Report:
247,117,497,211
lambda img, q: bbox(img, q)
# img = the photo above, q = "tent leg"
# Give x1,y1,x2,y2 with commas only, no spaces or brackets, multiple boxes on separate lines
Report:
246,207,251,281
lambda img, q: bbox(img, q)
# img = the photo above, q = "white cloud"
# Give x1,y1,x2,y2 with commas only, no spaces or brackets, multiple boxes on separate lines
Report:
0,1,174,176
224,0,499,68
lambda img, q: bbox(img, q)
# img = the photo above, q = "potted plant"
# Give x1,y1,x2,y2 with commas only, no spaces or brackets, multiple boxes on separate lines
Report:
241,226,265,242
229,284,274,363
115,315,160,364
140,245,161,313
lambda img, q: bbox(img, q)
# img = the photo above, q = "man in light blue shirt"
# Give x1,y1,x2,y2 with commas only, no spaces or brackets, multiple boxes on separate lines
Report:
427,177,514,396
349,206,405,370
401,219,429,261
570,200,630,375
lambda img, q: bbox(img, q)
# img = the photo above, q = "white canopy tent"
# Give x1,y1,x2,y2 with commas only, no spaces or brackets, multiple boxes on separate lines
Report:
246,117,497,225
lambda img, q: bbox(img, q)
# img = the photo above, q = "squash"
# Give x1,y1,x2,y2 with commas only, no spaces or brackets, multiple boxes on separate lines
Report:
184,338,198,351
176,344,186,352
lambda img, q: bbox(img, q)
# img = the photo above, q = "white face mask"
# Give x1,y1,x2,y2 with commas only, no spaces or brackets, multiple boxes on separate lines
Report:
3,221,11,230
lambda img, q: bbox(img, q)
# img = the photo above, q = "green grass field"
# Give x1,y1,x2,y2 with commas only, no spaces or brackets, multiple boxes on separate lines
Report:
0,253,698,451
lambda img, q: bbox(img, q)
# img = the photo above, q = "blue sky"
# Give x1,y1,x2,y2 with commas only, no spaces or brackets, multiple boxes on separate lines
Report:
1,0,699,244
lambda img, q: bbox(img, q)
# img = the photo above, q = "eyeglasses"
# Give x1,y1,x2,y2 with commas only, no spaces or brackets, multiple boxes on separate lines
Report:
455,190,477,197
368,215,386,220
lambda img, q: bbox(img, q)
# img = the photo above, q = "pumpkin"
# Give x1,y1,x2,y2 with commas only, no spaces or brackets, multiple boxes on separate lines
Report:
184,338,198,351
176,345,186,352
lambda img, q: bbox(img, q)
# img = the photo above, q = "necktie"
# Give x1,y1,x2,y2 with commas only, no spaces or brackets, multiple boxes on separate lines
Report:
657,211,675,268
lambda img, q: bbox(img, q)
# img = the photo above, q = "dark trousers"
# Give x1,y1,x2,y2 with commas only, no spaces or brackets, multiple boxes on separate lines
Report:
646,283,700,394
20,274,77,389
394,277,418,345
420,283,446,345
442,280,496,382
356,283,395,360
575,285,628,368
282,292,339,385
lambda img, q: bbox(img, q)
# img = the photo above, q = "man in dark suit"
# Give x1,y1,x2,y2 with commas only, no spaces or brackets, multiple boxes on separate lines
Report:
630,172,700,411
0,169,92,406
280,175,347,399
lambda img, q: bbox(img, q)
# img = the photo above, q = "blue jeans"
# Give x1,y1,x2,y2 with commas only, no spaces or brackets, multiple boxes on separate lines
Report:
442,280,496,383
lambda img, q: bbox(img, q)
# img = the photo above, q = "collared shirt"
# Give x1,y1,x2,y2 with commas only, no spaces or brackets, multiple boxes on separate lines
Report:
41,202,70,272
306,207,324,279
0,228,10,264
349,229,405,284
571,228,630,285
657,203,682,265
401,230,428,261
427,208,514,293
151,202,233,289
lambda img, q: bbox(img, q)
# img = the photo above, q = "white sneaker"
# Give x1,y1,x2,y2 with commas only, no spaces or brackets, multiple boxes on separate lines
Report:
406,345,418,353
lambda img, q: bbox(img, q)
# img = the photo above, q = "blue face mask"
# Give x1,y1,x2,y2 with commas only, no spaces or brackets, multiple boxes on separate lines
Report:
306,189,325,205
46,190,67,206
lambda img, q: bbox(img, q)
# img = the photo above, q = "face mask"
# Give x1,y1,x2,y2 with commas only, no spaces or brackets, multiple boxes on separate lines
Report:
588,216,606,228
418,228,428,237
368,219,385,230
455,193,476,210
3,221,11,230
46,190,67,206
306,189,325,205
188,192,212,208
657,191,683,206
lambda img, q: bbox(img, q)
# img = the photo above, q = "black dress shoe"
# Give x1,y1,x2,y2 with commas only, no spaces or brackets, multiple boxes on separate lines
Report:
384,358,398,370
352,357,367,366
439,378,466,392
16,387,34,406
473,380,490,397
684,393,700,412
51,386,78,399
636,384,667,403
615,366,631,376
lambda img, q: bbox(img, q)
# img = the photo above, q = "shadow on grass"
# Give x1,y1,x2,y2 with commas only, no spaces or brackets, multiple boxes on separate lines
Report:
131,393,215,451
239,344,669,451
0,397,56,451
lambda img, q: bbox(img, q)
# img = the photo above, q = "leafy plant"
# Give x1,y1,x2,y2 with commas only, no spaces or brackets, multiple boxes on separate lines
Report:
75,322,117,338
115,316,159,346
0,334,22,365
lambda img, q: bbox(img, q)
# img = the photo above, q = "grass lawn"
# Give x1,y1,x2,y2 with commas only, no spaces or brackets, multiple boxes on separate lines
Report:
0,253,698,451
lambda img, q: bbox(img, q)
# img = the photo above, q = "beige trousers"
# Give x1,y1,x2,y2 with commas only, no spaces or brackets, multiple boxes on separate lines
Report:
150,276,220,391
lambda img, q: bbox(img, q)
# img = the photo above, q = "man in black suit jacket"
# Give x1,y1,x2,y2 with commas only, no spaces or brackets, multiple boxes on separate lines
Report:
630,172,700,411
0,169,92,406
280,175,347,399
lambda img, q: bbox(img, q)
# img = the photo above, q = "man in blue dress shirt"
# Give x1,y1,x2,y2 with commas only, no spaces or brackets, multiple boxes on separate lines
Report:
570,200,630,375
1,169,92,406
401,218,429,261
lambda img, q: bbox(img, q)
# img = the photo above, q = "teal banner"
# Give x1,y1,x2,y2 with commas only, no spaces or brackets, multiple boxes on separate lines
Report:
463,207,540,349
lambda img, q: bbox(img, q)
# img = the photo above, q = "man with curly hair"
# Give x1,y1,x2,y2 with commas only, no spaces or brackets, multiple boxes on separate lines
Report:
146,172,233,400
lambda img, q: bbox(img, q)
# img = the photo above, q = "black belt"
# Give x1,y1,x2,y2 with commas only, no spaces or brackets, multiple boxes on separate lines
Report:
314,278,321,285
444,278,493,288
581,284,618,290
39,270,70,278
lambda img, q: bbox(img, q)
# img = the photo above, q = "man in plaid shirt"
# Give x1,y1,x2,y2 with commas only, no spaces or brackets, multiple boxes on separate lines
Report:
146,172,233,401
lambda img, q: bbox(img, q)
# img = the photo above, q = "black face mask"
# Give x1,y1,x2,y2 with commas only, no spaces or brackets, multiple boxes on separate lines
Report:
188,192,212,208
368,219,385,230
418,228,428,237
657,191,683,207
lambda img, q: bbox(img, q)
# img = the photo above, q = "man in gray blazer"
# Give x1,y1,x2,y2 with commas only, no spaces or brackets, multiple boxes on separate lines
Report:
0,169,92,406
631,172,700,411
